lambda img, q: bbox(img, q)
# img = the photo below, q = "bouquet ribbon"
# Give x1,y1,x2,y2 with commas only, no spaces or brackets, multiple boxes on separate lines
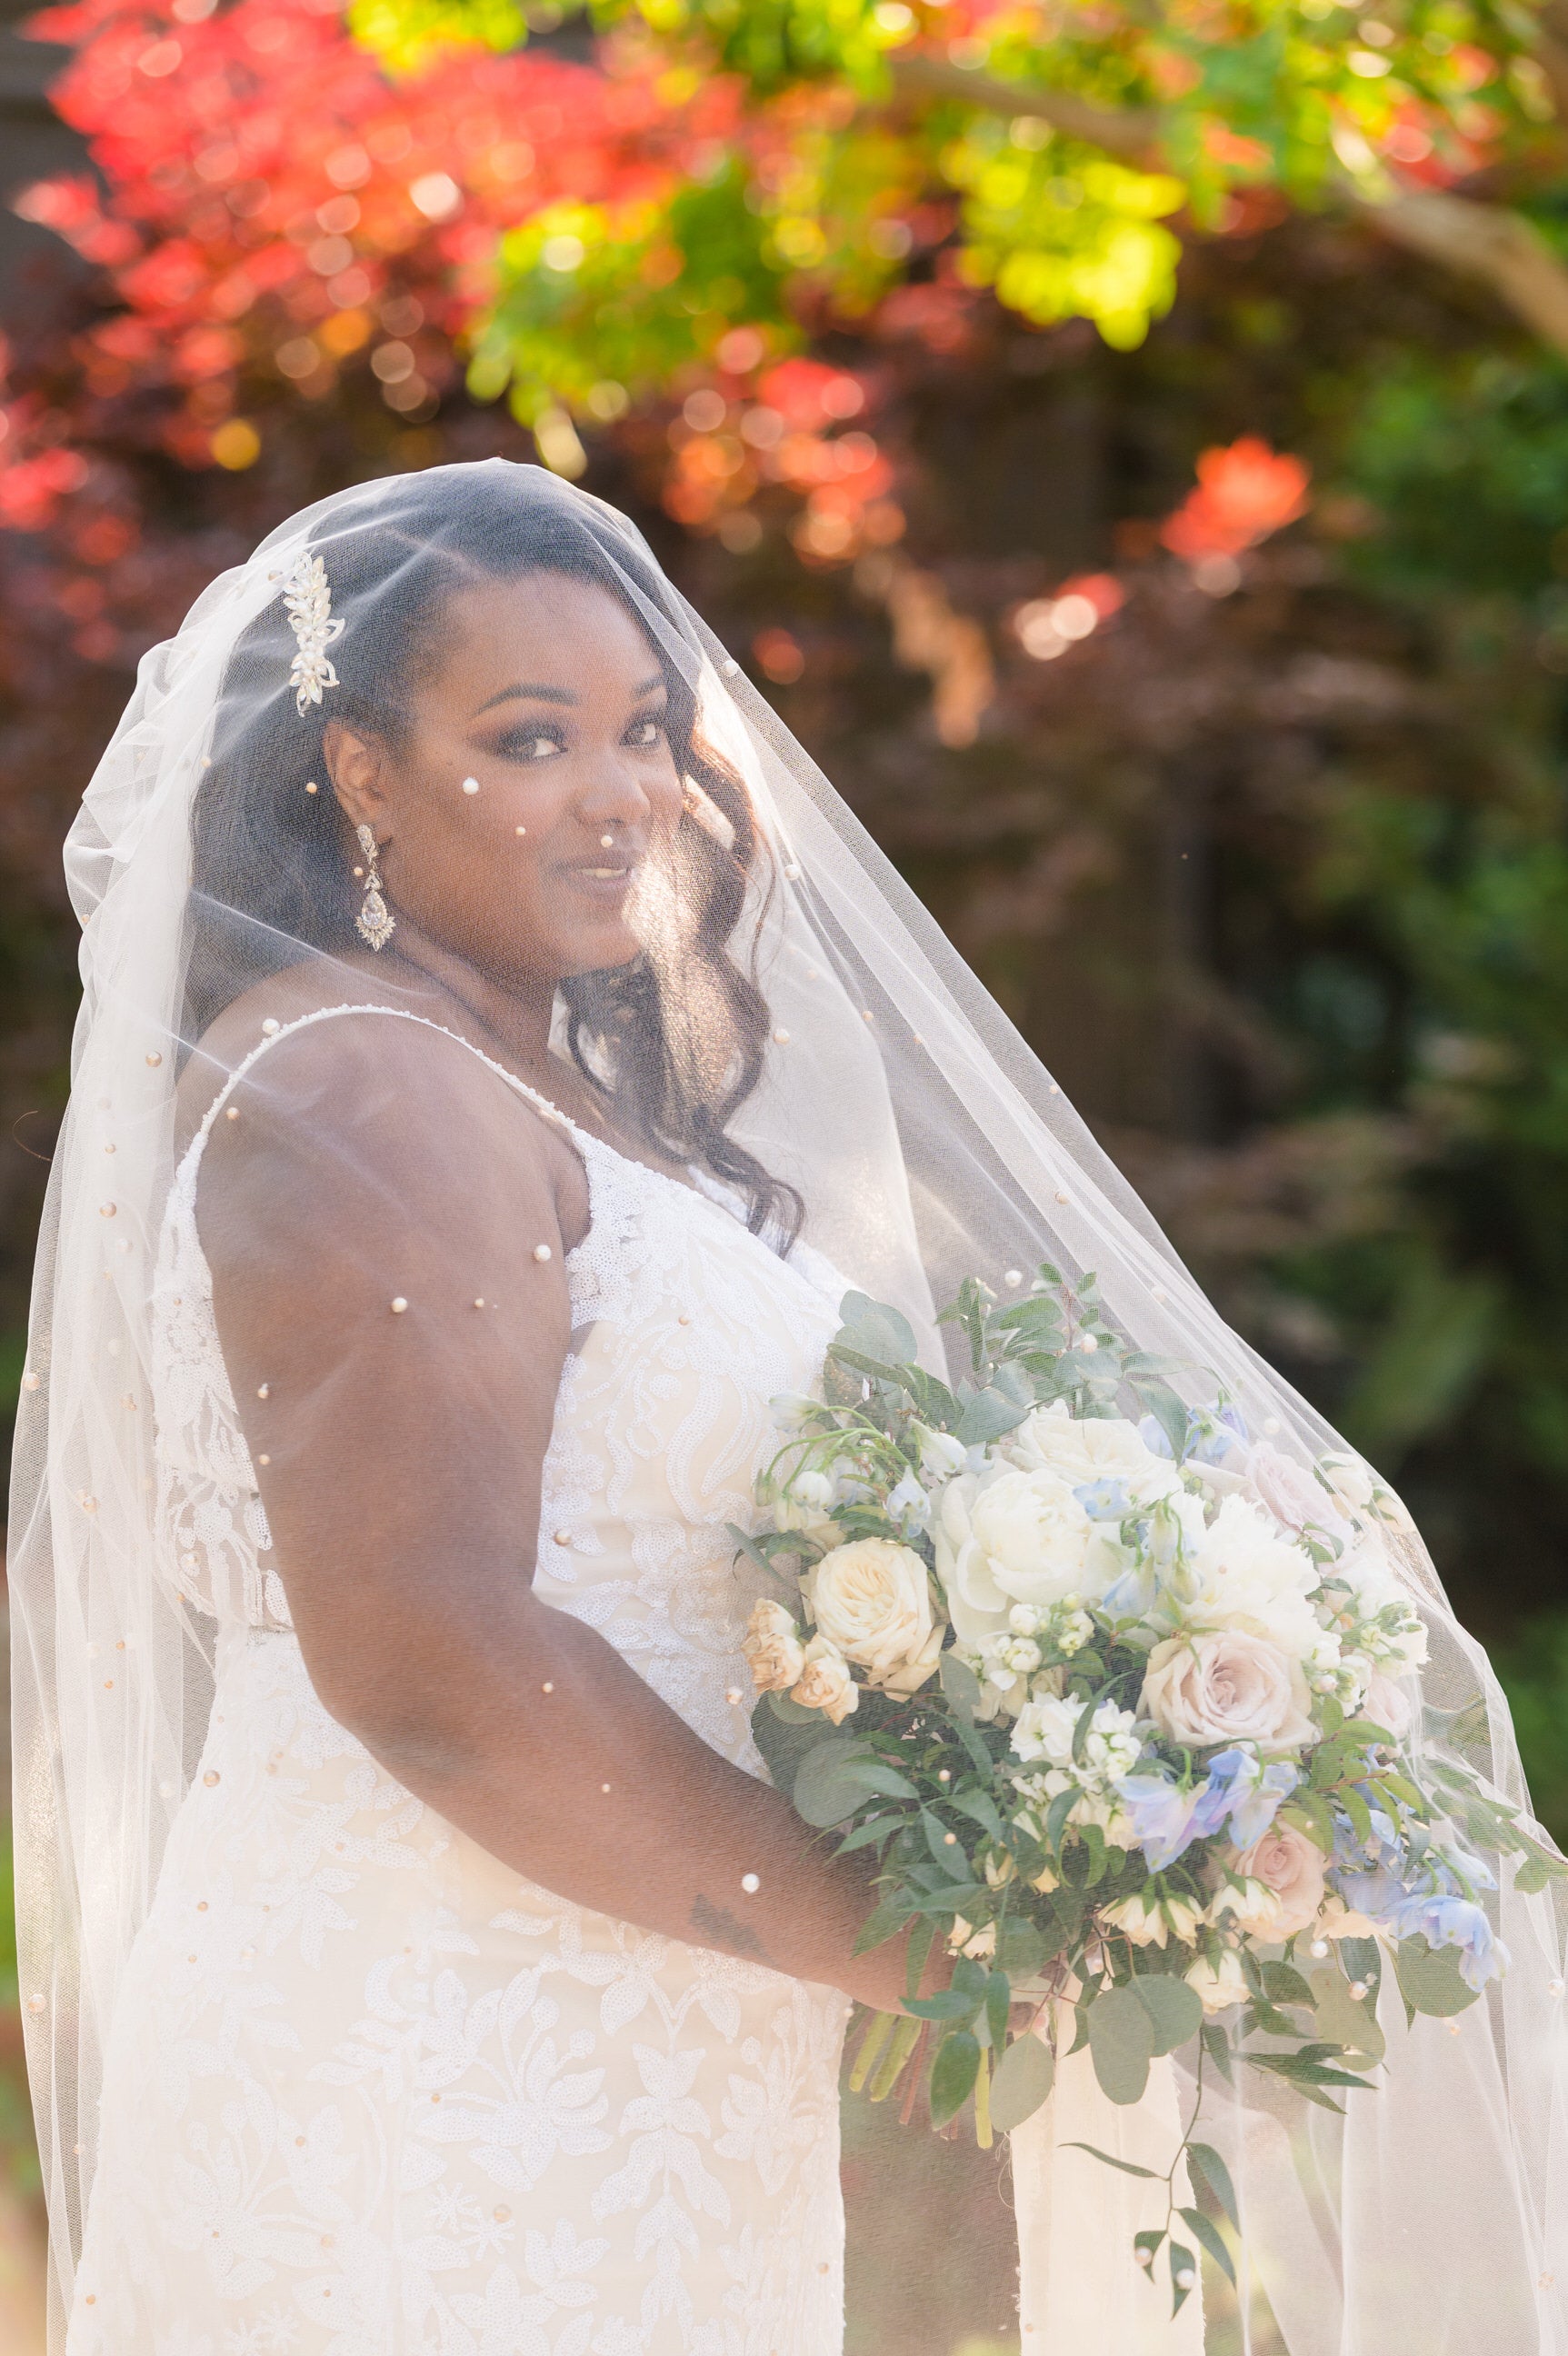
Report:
1012,2000,1205,2353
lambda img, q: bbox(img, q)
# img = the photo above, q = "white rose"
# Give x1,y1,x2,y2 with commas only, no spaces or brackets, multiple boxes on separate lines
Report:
1207,1875,1285,1941
1101,1891,1170,1947
790,1634,858,1724
1003,1403,1182,1505
742,1598,807,1693
805,1538,944,1695
934,1463,1104,1649
1246,1443,1352,1543
1181,1493,1322,1654
946,1914,997,1961
1141,1630,1316,1751
1186,1950,1249,2014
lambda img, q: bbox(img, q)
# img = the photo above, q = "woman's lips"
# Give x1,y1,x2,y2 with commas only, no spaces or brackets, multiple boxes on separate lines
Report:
557,858,637,903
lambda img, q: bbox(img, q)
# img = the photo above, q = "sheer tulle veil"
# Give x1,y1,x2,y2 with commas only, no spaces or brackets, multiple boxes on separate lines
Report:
10,457,1567,2351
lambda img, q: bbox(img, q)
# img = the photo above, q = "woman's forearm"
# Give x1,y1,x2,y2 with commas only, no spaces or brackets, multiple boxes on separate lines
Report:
316,1582,928,2013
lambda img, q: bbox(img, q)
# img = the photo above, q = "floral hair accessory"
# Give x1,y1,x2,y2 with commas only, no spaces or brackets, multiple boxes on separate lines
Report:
282,551,345,717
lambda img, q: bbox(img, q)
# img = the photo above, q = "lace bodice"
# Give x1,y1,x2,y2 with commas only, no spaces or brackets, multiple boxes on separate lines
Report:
150,1003,847,1764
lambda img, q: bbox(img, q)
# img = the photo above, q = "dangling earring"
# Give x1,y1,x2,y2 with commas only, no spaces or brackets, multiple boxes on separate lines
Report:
354,822,395,952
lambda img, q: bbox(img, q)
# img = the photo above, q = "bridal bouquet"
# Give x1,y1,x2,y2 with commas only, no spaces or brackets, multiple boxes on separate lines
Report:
737,1269,1566,2312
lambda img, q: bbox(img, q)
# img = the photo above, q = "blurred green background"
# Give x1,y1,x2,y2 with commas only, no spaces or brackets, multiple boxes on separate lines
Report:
5,0,1568,2344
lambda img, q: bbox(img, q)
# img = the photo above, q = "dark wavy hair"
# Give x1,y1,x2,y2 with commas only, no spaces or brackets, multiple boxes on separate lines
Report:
187,464,803,1243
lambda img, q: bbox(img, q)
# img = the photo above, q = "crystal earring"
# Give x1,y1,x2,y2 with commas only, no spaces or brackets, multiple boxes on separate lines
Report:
354,823,394,952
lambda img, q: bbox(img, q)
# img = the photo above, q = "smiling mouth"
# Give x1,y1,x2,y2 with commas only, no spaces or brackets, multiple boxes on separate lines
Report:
561,857,638,893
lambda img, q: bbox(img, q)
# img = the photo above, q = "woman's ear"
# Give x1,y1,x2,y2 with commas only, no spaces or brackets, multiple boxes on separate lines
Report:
325,720,390,835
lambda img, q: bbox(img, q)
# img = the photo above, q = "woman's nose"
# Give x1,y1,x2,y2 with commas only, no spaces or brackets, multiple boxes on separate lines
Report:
576,748,655,830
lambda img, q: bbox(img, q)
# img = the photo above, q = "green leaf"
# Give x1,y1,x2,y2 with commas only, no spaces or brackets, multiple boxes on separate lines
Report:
792,1742,881,1828
1134,1378,1191,1465
904,1987,981,2022
1086,1985,1154,2107
838,1292,918,1360
1062,2141,1163,2181
990,2032,1056,2131
1310,1964,1385,2061
1262,1960,1314,2008
1129,1972,1203,2056
750,1694,835,1798
950,1784,1004,1843
954,1385,1030,1445
1200,2021,1233,2083
996,1920,1047,1978
1393,1935,1482,2019
938,1650,984,1723
984,1970,1012,2052
1186,2141,1238,2232
1169,2240,1198,2315
1179,2207,1236,2287
1134,2229,1166,2274
850,1893,916,1956
1514,1855,1556,1894
929,2029,982,2127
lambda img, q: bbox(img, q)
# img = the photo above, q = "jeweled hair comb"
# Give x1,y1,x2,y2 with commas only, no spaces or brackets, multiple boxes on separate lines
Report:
282,551,345,716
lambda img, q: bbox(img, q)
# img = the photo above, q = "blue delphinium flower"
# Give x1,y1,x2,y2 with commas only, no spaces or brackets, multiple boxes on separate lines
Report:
1189,1747,1300,1850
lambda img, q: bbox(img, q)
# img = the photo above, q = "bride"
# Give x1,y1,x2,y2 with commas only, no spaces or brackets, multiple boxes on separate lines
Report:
11,462,1567,2356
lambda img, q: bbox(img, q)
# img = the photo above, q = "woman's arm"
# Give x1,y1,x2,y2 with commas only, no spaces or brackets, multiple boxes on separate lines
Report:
196,1018,926,2012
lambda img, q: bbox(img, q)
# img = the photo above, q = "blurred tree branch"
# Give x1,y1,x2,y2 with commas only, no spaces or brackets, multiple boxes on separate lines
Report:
890,52,1568,364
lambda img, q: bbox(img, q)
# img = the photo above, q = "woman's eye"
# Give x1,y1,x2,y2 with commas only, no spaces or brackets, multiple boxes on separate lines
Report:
521,734,561,761
626,717,664,748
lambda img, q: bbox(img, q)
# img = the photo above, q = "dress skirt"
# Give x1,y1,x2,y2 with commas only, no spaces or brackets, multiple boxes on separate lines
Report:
69,1632,851,2356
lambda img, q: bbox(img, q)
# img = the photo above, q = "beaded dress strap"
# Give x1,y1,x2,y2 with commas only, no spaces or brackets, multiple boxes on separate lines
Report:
187,1001,589,1165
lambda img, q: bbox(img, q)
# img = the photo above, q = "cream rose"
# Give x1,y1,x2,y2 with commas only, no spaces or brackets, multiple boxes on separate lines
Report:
1141,1630,1316,1751
1002,1403,1182,1504
742,1599,807,1694
805,1538,943,1695
1233,1819,1326,1938
934,1463,1104,1650
1207,1875,1285,1941
790,1634,858,1725
1187,1951,1249,2014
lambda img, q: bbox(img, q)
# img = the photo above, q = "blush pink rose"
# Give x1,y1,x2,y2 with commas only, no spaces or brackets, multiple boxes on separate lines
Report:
1233,1820,1327,1938
1142,1630,1316,1750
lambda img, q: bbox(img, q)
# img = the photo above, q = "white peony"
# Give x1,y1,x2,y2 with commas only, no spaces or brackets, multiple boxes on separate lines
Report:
1141,1630,1317,1751
935,1461,1123,1649
806,1538,944,1696
1002,1403,1183,1505
1179,1493,1323,1655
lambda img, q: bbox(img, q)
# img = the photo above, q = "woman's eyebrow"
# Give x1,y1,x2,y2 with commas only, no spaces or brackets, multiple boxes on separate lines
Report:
471,673,665,718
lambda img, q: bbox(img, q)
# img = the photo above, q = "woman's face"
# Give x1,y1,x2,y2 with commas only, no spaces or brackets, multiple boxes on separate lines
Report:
327,570,686,985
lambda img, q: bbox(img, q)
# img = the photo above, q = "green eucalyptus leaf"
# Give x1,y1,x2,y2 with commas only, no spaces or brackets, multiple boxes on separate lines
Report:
792,1741,878,1828
1393,1935,1482,2019
1086,1985,1154,2107
1129,1972,1203,2056
990,2032,1055,2132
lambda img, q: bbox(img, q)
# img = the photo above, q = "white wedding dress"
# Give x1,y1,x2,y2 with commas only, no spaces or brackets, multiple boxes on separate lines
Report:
68,1005,854,2356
